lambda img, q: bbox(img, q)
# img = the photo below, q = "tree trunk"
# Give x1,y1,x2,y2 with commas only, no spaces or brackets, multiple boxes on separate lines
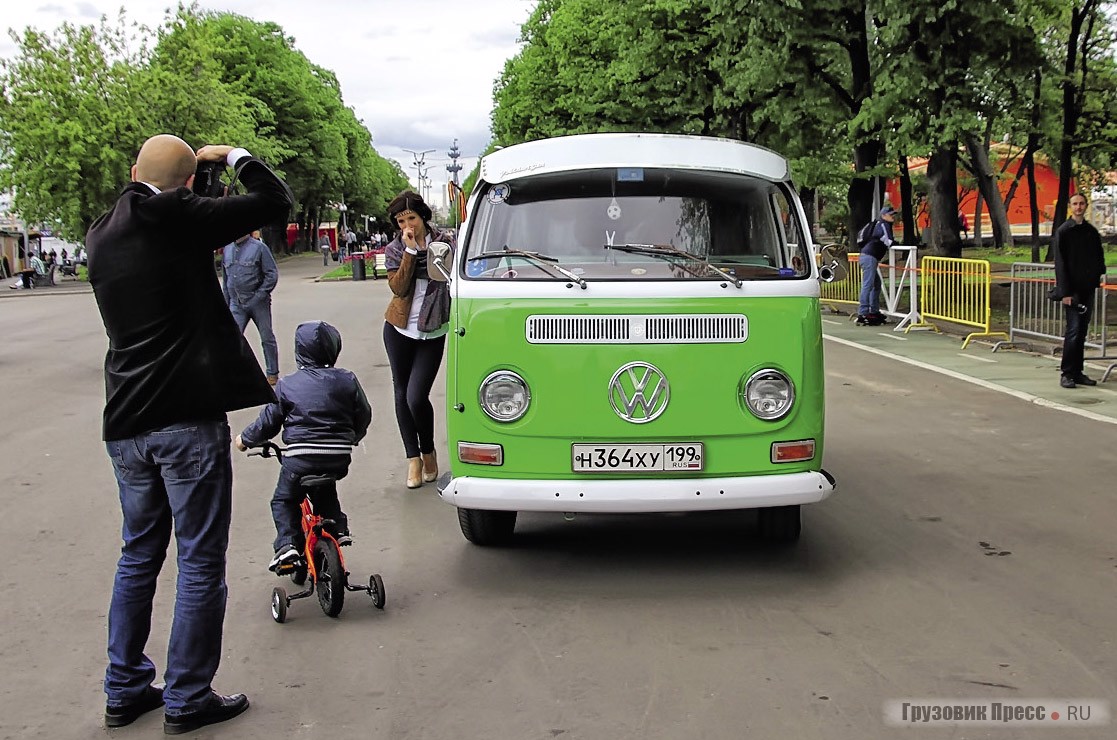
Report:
847,139,884,245
1005,71,1044,220
973,190,983,246
926,147,962,257
898,155,915,245
1026,150,1042,262
799,186,816,237
963,134,1013,248
1053,2,1092,234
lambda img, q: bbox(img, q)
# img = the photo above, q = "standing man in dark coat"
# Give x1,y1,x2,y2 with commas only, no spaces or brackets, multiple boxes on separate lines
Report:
1052,192,1106,389
86,135,292,734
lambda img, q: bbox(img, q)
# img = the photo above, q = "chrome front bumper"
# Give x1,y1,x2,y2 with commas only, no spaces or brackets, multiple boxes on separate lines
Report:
437,470,835,513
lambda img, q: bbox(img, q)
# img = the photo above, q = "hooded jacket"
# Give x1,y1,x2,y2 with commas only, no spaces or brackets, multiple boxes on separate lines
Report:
240,321,372,457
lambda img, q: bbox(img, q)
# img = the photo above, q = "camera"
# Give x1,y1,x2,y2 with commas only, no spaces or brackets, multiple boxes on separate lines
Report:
193,160,227,198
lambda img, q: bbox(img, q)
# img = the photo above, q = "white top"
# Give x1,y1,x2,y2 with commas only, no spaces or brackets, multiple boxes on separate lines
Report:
480,133,789,184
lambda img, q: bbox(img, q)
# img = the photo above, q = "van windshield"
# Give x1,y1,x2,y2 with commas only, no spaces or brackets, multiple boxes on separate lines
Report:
463,168,812,281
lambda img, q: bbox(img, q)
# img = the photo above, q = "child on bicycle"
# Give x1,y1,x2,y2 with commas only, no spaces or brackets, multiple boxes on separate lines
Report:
235,320,372,572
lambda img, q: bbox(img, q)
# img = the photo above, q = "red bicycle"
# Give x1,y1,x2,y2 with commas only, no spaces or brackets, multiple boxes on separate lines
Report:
249,442,385,623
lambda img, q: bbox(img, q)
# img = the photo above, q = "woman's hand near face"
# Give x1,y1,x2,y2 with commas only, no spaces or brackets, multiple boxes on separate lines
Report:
402,226,417,249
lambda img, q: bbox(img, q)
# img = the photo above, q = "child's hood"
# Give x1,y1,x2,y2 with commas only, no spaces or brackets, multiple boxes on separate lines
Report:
294,321,342,368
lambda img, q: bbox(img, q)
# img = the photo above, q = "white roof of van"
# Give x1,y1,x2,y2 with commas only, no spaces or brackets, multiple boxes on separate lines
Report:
480,133,790,184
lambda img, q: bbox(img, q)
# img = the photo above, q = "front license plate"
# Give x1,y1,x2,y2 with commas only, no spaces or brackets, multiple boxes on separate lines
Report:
572,443,704,472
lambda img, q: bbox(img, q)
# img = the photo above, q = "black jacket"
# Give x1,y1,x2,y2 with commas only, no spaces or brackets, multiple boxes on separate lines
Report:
87,155,293,440
239,321,371,458
1052,218,1105,302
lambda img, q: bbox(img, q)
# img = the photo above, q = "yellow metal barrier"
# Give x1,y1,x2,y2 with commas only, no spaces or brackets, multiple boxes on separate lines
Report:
908,256,1007,349
819,252,860,308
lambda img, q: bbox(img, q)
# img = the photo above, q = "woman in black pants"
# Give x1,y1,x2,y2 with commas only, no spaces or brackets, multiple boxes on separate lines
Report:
381,191,453,488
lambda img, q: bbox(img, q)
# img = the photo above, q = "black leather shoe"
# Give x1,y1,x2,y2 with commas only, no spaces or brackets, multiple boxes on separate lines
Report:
105,684,164,728
1059,375,1076,389
1074,374,1097,386
164,693,249,735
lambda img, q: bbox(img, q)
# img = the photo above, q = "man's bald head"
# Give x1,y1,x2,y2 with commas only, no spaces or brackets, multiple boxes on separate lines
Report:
132,135,196,191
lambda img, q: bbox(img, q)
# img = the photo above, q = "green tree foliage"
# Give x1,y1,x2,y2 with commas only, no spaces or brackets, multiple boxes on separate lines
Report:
490,0,1115,256
0,3,406,247
493,0,719,143
0,13,151,240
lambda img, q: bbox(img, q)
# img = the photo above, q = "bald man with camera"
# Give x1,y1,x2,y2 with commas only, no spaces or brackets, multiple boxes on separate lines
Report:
87,134,292,734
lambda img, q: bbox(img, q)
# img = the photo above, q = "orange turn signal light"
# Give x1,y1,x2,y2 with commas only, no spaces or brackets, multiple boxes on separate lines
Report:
458,442,503,466
771,440,815,463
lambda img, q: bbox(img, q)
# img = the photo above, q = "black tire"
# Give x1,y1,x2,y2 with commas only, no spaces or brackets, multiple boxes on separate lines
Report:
369,574,386,610
457,508,517,546
312,539,345,617
271,586,287,624
756,505,801,543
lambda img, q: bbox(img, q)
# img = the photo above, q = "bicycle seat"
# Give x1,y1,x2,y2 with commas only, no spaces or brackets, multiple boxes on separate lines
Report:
299,474,338,487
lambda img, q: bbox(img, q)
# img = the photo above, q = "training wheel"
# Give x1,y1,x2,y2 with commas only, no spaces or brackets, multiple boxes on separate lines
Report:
369,574,386,609
271,586,288,623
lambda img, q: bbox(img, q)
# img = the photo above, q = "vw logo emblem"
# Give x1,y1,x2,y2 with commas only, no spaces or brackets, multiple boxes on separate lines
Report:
608,362,669,424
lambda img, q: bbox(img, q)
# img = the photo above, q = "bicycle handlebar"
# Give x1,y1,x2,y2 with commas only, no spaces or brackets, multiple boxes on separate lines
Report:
246,440,285,460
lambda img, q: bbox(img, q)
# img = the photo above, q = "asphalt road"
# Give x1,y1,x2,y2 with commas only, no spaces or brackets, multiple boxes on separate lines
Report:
1,253,1113,739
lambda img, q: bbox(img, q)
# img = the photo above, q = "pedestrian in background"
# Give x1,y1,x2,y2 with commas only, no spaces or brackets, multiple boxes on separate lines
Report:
855,205,896,326
1053,193,1105,389
223,231,280,385
381,190,453,489
319,233,331,265
958,209,969,241
345,227,356,257
86,134,291,733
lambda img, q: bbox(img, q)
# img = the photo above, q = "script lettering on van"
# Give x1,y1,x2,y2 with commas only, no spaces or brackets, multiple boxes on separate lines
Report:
498,162,545,178
572,443,704,472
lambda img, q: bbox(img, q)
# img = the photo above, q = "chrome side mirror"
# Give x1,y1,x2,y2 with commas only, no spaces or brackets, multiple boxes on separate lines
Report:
427,241,452,282
817,244,848,283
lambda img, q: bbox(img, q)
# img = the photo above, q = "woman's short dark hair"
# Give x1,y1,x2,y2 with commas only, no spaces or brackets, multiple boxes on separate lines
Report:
388,190,433,223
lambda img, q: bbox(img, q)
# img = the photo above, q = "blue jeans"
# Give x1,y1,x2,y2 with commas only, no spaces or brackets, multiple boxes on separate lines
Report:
230,296,278,376
104,419,232,716
271,456,350,551
858,253,882,316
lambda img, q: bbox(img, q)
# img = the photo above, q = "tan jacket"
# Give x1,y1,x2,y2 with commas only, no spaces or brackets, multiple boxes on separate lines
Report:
383,229,452,330
384,248,418,328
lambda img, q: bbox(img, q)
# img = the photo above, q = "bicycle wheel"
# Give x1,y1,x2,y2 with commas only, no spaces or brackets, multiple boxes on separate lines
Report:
312,538,345,617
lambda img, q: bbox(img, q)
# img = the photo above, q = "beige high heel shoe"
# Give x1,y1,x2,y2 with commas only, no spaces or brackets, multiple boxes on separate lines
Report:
406,457,423,489
421,451,438,483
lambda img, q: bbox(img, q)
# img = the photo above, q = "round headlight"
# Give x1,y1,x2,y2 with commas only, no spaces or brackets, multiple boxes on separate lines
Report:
479,371,531,422
744,369,794,420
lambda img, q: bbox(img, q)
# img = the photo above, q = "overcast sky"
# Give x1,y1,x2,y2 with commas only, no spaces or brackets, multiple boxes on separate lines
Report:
1,0,536,208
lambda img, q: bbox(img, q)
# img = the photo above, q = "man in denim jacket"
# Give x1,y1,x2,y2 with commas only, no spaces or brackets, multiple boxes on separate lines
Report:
223,232,280,384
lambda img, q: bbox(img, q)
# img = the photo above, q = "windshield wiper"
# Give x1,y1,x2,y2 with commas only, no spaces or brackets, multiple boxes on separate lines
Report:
604,243,742,288
467,246,587,289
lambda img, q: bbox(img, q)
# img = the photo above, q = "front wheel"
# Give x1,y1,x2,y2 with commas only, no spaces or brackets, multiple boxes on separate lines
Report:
457,508,517,546
756,505,801,544
313,539,345,617
271,587,288,623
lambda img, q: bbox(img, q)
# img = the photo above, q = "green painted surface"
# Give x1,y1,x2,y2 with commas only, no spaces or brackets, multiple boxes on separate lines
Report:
446,297,826,480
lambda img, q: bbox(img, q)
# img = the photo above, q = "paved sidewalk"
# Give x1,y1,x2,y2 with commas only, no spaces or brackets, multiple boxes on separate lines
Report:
822,311,1117,424
1,277,92,298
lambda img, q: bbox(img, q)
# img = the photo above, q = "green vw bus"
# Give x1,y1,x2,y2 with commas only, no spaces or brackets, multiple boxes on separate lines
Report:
427,133,842,545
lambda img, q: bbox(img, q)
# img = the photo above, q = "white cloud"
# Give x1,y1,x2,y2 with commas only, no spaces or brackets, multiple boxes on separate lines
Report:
1,0,535,207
